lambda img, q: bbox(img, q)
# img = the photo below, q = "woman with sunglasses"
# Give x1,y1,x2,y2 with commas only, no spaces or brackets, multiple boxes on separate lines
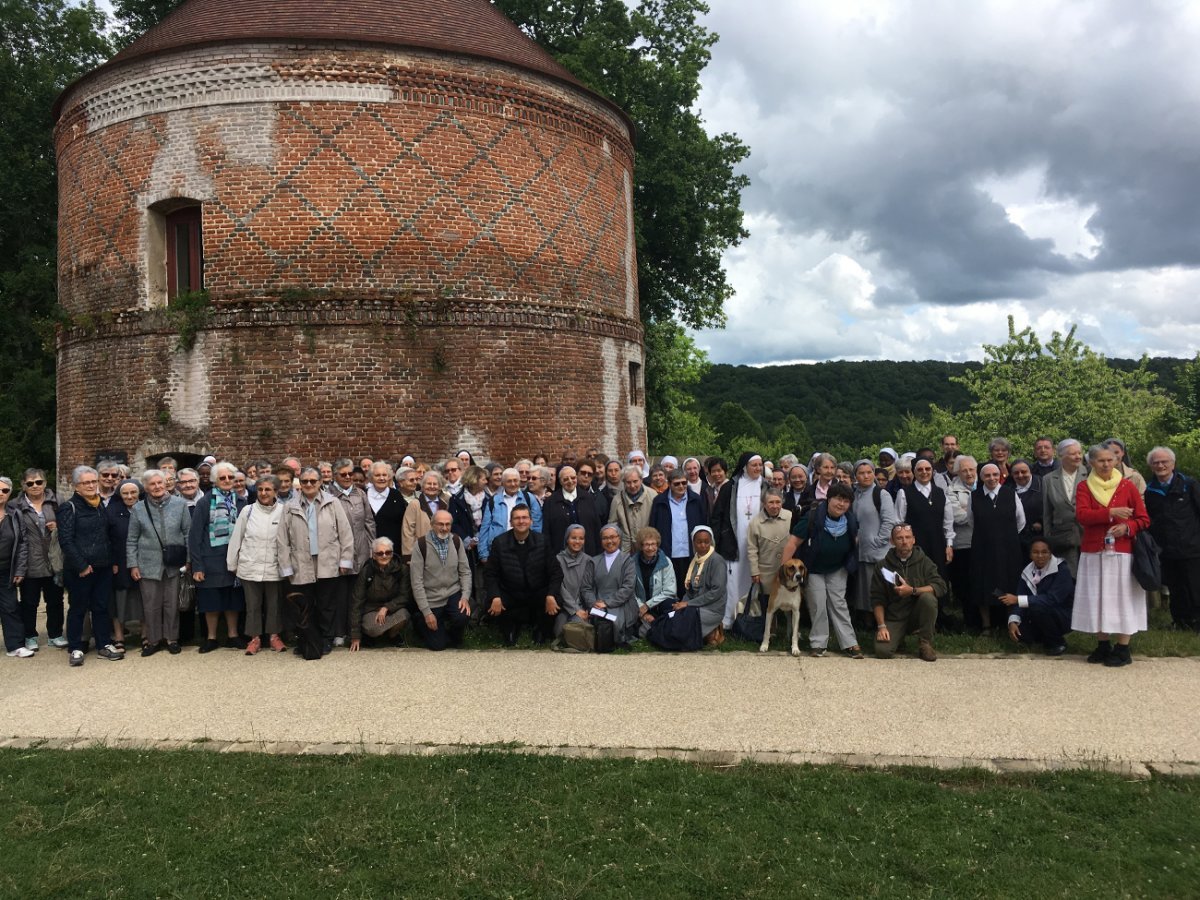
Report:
13,468,65,651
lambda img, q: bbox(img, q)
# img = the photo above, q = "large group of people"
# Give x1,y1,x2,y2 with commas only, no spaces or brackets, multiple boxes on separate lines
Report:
0,435,1194,668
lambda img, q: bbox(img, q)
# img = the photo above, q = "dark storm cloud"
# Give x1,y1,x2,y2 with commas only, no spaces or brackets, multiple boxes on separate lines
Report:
699,0,1200,307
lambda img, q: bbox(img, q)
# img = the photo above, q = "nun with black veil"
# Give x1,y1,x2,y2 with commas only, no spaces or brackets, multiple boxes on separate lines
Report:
709,451,768,627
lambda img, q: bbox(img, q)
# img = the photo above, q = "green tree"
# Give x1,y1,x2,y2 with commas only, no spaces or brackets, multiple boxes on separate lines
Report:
644,322,718,455
0,0,110,479
896,318,1180,464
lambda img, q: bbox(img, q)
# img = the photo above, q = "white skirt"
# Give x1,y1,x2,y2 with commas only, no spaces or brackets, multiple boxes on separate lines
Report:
1071,551,1147,635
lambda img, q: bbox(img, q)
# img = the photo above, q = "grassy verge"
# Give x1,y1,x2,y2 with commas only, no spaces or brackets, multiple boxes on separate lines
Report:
0,748,1195,898
456,604,1200,657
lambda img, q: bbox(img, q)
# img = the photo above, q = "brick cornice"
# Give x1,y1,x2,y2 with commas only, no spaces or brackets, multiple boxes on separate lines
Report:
57,296,644,348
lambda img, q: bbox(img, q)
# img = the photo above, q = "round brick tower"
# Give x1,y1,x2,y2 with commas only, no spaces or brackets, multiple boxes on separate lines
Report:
53,0,645,477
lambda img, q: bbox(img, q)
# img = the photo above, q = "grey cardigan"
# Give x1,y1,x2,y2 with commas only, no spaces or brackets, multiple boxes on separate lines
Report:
410,534,472,616
684,553,728,635
126,494,191,581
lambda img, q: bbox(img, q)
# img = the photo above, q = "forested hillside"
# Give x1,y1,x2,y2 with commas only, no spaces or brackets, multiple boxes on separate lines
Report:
690,357,1186,453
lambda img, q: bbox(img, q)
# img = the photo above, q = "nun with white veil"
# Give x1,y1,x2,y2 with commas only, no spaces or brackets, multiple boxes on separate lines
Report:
709,452,768,627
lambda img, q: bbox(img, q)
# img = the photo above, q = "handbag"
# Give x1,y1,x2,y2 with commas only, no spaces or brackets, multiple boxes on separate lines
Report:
731,581,767,643
178,576,195,612
647,604,703,651
144,501,188,568
561,620,594,652
1131,528,1162,592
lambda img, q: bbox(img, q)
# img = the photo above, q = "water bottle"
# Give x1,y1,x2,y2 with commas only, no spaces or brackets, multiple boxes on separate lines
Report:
1104,533,1116,553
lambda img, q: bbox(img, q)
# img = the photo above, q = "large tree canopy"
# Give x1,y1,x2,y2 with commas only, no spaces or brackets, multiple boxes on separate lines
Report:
0,0,110,479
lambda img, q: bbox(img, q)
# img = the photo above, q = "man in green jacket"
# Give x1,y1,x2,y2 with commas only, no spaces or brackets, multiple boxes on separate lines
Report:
870,524,947,662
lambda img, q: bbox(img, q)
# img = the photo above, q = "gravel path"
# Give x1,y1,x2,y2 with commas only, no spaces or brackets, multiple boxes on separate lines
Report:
3,646,1197,766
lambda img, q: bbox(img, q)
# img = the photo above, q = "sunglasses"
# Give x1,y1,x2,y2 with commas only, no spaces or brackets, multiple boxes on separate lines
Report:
0,488,10,495
373,550,393,557
101,472,120,478
24,479,45,487
299,478,319,485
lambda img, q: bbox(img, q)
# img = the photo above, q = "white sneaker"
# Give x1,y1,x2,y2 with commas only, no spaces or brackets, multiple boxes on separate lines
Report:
6,647,35,658
48,636,68,648
69,650,84,667
24,637,39,652
332,636,346,647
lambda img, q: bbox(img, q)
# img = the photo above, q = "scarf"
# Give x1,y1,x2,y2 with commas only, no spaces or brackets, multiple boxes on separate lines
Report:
82,494,101,508
824,513,848,538
1086,468,1122,507
685,543,715,589
465,489,485,528
208,488,236,547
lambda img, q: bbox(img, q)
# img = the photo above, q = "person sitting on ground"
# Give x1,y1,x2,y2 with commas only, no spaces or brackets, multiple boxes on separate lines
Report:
589,523,637,645
409,510,473,650
999,538,1075,656
348,537,411,651
871,524,946,662
484,504,562,646
551,524,596,637
631,526,676,638
681,525,728,647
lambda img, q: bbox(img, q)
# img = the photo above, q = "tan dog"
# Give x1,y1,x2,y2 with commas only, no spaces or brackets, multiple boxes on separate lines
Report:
760,558,807,656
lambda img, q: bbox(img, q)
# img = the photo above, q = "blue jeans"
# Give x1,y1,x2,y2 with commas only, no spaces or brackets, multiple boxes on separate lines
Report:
66,566,113,652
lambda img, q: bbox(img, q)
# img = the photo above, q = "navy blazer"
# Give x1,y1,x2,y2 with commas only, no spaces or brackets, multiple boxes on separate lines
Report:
649,489,707,559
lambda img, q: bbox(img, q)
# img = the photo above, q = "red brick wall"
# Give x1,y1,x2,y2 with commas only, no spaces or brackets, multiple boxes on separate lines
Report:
55,43,645,474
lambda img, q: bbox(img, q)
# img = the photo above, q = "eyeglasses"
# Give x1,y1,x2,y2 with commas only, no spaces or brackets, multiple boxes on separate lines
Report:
299,478,319,485
216,474,234,481
335,471,353,479
24,479,44,487
0,488,10,495
373,550,393,557
77,479,99,486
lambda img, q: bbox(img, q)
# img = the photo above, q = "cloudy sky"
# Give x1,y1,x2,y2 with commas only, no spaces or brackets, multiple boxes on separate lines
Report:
691,0,1200,365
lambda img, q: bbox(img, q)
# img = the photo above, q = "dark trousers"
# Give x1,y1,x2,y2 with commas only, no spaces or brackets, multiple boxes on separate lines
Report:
494,593,553,643
330,573,354,638
315,576,340,641
284,582,323,659
0,580,25,652
412,598,471,650
948,549,978,630
19,576,64,640
66,567,113,652
1015,606,1068,648
670,557,691,599
1162,555,1200,630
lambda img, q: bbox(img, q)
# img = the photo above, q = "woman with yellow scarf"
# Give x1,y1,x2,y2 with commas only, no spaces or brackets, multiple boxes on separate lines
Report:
1073,444,1151,667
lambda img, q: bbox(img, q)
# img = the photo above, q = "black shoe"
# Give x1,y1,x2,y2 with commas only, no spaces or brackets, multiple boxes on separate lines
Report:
1086,641,1111,664
1104,644,1132,667
321,640,333,656
1045,643,1067,657
503,628,519,647
141,642,160,658
199,638,220,654
167,642,182,655
230,635,249,650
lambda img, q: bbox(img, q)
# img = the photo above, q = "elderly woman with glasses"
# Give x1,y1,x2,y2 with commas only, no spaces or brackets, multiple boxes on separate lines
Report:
127,468,191,655
13,468,65,651
349,537,412,651
59,465,122,665
188,461,248,653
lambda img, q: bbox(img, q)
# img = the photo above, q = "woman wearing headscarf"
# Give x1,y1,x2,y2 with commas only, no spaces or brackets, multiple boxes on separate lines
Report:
967,462,1025,635
709,452,768,628
551,524,596,637
626,450,650,479
226,474,287,654
105,478,143,652
1008,459,1044,557
682,525,728,646
188,460,248,652
631,526,676,637
999,538,1075,655
782,465,809,517
1073,443,1151,667
682,457,707,506
590,523,638,644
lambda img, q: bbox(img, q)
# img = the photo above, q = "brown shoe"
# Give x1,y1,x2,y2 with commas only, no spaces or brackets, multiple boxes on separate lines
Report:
918,640,937,662
704,624,725,648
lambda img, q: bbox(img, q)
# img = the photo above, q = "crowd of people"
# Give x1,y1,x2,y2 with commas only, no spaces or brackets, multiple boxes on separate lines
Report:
0,435,1195,667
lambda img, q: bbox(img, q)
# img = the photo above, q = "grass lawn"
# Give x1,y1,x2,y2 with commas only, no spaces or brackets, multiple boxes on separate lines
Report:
457,603,1200,658
0,749,1195,898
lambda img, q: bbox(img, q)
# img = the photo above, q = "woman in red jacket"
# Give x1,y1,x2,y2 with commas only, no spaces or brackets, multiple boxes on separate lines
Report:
1072,444,1150,667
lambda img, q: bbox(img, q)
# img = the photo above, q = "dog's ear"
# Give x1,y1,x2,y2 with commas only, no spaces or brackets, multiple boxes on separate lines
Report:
797,561,808,584
778,564,788,583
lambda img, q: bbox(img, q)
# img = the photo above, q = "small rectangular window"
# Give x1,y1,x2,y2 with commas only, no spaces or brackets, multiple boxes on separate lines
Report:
629,361,643,406
166,206,203,299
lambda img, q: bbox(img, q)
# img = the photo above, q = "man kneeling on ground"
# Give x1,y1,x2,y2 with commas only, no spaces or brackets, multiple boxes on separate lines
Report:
410,510,473,650
349,537,411,651
871,524,946,662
